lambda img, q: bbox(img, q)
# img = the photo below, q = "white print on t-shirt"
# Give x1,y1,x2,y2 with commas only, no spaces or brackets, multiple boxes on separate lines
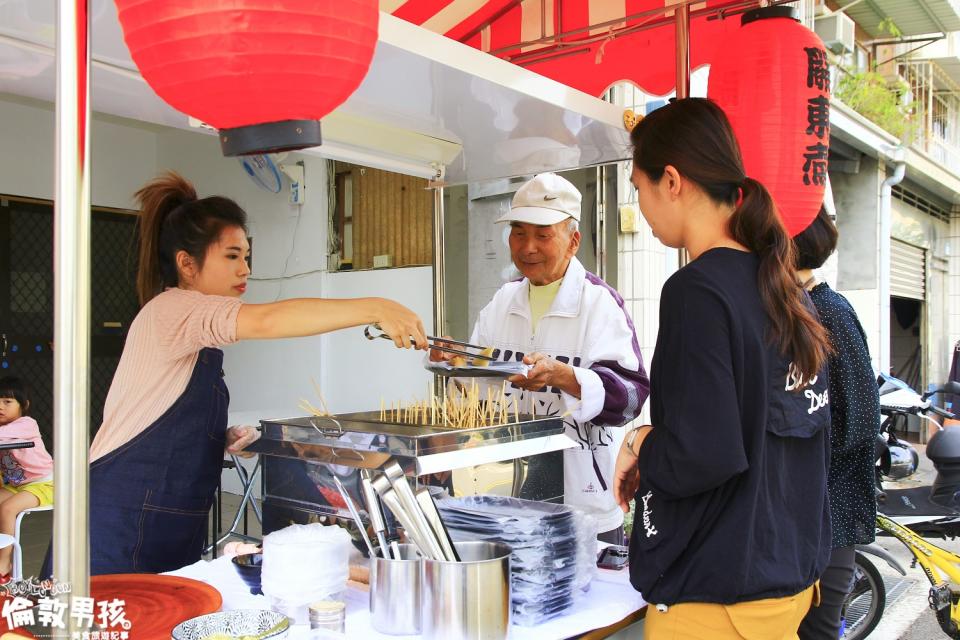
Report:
641,491,659,538
805,387,829,415
784,362,818,391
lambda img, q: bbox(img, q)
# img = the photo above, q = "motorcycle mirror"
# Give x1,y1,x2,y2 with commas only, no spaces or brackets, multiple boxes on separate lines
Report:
924,381,960,400
943,381,960,396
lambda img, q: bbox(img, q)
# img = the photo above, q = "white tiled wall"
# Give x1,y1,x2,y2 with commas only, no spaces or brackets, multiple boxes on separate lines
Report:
610,79,700,424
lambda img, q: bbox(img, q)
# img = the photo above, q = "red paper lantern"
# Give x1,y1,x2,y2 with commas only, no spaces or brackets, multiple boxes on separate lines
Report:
708,7,830,236
113,0,379,156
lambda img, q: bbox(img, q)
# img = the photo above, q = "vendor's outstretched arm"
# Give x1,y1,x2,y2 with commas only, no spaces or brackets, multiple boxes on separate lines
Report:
237,297,427,348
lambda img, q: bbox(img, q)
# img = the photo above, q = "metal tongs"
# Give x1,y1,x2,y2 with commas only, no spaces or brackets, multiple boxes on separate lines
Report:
367,458,460,562
364,325,498,362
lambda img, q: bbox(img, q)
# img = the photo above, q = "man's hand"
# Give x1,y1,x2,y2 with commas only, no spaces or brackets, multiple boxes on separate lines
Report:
612,426,652,513
226,425,260,458
507,352,581,397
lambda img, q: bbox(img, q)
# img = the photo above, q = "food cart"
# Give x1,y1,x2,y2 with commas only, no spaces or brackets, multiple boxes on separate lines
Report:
0,0,740,636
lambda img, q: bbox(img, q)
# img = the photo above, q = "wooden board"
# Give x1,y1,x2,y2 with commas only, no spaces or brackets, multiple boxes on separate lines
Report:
0,574,221,639
90,574,222,639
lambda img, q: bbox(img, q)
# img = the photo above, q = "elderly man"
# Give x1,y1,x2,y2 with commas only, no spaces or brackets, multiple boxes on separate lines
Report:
439,173,649,542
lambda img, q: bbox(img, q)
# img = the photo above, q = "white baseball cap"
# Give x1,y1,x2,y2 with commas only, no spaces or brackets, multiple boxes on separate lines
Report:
496,173,581,225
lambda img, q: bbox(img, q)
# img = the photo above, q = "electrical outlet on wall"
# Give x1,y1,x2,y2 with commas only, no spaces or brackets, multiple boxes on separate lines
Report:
373,254,394,268
619,205,640,234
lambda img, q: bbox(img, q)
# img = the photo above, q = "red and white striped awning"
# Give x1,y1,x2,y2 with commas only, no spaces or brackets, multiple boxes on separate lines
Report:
382,0,753,97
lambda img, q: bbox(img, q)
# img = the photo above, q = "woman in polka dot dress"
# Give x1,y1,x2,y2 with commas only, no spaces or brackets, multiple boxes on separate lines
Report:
795,206,882,640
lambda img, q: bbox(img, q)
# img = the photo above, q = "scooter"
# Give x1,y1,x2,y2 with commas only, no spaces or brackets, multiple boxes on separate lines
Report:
843,376,960,639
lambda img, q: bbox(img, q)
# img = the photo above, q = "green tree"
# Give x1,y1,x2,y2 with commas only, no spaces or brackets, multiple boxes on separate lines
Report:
835,69,914,141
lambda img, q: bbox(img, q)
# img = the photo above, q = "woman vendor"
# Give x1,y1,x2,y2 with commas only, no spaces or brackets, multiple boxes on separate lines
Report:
45,171,427,576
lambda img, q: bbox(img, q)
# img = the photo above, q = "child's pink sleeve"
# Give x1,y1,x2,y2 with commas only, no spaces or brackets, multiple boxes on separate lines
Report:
0,416,42,440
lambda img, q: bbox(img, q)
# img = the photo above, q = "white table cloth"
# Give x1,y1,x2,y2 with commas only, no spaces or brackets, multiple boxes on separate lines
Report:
168,554,646,639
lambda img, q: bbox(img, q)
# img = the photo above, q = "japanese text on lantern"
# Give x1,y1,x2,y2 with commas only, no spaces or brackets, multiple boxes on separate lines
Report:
803,46,830,186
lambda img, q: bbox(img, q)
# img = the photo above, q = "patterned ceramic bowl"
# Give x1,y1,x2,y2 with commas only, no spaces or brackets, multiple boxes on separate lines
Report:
170,609,289,640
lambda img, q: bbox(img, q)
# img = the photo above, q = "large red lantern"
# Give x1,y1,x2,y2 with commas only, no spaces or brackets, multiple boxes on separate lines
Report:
113,0,379,156
708,7,830,236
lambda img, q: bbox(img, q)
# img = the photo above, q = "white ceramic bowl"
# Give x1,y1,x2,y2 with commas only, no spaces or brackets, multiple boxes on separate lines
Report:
170,609,289,640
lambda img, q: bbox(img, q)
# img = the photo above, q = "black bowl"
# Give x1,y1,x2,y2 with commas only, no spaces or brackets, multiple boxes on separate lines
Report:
231,552,263,595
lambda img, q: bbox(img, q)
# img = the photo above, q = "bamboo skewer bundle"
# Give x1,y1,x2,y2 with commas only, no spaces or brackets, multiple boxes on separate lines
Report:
304,379,545,429
376,380,528,429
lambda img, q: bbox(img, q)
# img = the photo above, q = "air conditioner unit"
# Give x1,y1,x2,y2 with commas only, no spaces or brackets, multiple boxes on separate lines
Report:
815,12,856,55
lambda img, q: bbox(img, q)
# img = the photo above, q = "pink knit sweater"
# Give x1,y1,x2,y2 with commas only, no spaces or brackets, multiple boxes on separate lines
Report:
89,288,242,461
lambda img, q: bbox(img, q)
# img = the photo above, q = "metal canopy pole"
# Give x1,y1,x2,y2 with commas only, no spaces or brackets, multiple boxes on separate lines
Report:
676,3,691,268
431,172,446,340
53,0,91,610
675,3,691,100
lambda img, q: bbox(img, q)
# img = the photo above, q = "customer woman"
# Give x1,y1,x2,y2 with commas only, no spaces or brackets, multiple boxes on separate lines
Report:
795,206,880,640
46,172,427,576
612,98,833,639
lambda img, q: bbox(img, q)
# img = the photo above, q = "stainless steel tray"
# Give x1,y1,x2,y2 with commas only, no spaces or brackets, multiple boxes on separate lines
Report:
425,361,528,378
249,411,573,474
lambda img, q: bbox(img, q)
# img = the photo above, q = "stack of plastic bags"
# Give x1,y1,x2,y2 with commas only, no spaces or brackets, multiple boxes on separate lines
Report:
437,495,592,626
260,523,351,625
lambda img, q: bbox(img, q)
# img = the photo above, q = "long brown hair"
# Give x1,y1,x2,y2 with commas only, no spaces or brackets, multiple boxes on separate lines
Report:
134,172,248,305
630,98,830,382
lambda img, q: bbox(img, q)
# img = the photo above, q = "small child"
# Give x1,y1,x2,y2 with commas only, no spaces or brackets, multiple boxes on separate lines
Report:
0,376,53,583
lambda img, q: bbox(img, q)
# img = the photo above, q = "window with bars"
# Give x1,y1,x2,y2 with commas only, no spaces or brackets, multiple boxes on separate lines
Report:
331,163,434,271
0,197,139,448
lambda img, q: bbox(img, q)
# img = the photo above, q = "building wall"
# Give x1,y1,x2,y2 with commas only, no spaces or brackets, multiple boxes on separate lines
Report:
0,96,158,209
831,158,884,373
889,194,952,389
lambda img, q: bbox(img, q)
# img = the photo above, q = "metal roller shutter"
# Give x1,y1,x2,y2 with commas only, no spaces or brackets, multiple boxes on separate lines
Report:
890,239,926,300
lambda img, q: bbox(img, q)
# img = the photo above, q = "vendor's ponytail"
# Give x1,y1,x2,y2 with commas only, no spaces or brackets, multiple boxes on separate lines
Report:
630,98,830,384
134,172,247,305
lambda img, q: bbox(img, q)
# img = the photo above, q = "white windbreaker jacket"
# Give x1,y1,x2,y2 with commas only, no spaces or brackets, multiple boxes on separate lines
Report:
470,257,650,532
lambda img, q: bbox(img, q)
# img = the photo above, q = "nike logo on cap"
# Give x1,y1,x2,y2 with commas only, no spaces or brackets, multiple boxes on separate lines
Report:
544,194,558,201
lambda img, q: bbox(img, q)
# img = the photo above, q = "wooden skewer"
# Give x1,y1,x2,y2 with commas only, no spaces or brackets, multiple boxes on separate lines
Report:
311,378,330,415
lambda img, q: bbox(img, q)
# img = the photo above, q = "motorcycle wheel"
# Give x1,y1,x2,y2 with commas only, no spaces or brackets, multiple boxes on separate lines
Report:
935,604,960,639
842,553,886,640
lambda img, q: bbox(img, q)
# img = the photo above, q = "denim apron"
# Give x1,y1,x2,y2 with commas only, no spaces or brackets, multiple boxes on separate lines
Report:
42,348,228,577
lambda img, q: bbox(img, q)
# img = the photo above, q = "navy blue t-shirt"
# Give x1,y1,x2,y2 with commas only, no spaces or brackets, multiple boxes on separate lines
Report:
629,248,831,605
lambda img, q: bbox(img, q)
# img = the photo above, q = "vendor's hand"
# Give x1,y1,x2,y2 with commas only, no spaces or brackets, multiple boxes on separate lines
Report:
613,426,652,513
428,336,457,362
507,352,580,397
226,425,260,458
375,299,428,350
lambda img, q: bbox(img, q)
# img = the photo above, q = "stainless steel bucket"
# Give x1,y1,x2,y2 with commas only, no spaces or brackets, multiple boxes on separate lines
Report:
370,544,422,635
421,541,512,640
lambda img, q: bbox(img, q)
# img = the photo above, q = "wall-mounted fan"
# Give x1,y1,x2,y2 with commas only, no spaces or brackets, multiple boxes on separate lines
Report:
240,154,283,194
239,153,306,204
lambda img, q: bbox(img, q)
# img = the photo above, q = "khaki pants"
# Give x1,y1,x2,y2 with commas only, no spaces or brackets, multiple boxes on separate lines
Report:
646,584,819,640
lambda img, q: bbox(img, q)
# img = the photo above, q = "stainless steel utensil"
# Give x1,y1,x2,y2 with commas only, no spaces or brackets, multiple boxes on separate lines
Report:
382,460,447,561
332,476,375,558
370,473,442,560
370,543,422,635
364,325,498,361
360,469,390,557
422,541,512,640
415,487,460,562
